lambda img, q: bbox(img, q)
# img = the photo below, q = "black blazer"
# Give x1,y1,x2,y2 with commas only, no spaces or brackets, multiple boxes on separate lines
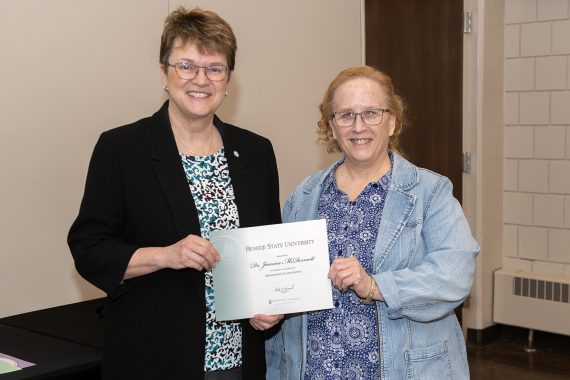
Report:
68,101,281,380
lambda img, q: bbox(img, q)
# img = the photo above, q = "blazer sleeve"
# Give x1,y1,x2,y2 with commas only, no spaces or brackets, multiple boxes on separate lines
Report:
67,132,138,298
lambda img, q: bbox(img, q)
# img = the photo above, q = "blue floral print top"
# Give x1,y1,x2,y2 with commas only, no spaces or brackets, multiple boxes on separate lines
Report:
180,148,242,372
305,157,392,380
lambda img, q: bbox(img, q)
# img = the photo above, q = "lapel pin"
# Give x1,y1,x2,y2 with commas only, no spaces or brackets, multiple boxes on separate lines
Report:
233,150,239,157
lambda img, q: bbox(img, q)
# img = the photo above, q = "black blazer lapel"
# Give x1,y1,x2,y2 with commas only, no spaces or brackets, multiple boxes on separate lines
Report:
149,102,205,300
149,103,201,237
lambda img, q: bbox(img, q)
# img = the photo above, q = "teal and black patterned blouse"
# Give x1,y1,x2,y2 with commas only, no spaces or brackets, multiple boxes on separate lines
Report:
180,148,242,372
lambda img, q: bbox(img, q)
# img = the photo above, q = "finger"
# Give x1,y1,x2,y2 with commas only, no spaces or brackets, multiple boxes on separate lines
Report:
339,273,354,291
329,267,342,289
210,246,220,262
253,314,284,324
182,245,213,271
330,262,351,279
331,269,348,290
168,236,213,271
249,318,266,331
332,257,360,271
249,314,283,330
202,241,220,265
331,257,354,265
328,266,338,280
185,252,209,271
195,237,221,262
337,269,359,291
328,258,354,278
188,243,218,269
249,317,268,331
249,319,259,330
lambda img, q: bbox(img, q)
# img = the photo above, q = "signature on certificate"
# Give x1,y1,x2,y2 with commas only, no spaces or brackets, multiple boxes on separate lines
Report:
274,284,295,294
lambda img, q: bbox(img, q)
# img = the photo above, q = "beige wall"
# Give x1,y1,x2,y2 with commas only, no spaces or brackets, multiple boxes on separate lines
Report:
0,0,362,318
502,0,570,276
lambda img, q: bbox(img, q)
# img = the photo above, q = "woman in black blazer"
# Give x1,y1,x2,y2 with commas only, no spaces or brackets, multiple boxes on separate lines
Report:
68,7,282,380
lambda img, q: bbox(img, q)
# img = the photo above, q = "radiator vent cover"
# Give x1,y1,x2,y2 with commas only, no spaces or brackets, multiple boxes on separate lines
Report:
513,276,570,304
493,268,570,336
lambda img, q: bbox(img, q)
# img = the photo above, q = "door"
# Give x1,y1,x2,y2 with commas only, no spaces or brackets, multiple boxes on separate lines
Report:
365,0,463,202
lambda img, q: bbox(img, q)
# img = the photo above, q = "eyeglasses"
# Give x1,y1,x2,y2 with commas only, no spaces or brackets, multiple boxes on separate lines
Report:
167,62,228,81
331,108,391,128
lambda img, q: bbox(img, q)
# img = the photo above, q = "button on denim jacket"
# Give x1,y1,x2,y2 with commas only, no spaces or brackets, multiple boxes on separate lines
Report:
266,152,479,380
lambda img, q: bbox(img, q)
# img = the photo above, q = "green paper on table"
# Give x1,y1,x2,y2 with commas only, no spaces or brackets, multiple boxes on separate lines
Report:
0,358,22,373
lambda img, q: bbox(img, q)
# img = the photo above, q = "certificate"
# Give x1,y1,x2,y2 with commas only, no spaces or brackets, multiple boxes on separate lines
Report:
210,219,333,321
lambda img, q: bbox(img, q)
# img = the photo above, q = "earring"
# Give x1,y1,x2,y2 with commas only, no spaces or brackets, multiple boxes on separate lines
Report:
225,90,228,97
162,84,169,92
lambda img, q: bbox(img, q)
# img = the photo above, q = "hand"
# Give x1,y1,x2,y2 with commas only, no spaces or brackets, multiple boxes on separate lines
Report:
164,234,220,272
328,257,371,299
249,314,284,331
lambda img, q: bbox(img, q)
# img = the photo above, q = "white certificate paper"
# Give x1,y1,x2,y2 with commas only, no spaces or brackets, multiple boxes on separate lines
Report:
210,219,333,321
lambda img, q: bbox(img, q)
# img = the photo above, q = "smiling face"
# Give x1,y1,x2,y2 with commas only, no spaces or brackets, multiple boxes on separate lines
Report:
330,77,396,171
161,40,229,123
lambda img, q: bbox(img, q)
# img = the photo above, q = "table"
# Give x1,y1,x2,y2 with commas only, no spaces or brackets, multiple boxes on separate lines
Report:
0,299,104,379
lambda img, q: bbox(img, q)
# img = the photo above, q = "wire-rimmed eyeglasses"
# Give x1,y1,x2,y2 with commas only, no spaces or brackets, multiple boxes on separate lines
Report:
331,108,391,128
167,61,228,81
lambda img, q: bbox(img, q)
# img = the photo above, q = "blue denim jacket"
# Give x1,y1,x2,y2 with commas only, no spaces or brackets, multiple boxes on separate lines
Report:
266,152,479,380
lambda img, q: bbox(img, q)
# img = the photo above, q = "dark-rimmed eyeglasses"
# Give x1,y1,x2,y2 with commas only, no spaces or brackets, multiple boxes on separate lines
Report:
167,62,228,81
331,109,391,128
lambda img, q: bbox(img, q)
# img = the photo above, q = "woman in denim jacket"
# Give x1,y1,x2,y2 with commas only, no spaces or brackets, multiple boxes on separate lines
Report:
266,66,479,380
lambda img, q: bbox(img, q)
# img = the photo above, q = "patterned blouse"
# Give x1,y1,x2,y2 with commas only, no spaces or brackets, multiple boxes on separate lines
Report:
305,157,392,380
180,148,242,372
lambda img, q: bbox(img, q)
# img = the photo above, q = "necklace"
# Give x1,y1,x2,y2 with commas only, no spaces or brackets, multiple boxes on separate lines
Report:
173,127,216,156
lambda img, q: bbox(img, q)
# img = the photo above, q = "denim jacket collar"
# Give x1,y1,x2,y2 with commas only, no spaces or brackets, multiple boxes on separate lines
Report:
299,151,418,195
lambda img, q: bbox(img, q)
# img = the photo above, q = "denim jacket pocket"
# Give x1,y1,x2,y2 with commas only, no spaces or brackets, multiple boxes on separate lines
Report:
404,340,453,380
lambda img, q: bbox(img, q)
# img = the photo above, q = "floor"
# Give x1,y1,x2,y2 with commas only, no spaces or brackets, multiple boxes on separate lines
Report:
468,336,570,380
